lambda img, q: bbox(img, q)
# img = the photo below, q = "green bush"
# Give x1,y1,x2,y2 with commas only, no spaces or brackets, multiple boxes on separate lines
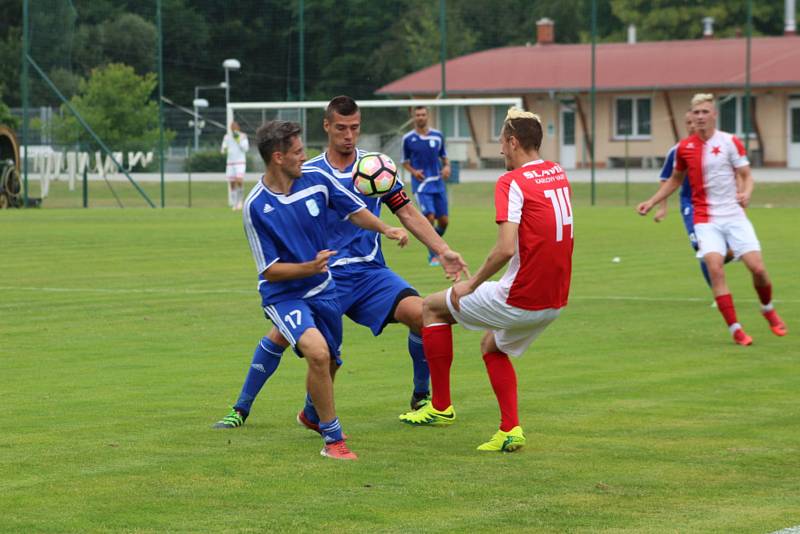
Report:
184,149,226,172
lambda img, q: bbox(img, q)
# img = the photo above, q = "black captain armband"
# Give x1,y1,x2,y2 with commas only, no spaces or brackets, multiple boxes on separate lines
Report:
382,189,411,213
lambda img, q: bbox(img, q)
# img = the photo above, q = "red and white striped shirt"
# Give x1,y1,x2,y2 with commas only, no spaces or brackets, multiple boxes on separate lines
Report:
674,130,749,223
494,159,574,311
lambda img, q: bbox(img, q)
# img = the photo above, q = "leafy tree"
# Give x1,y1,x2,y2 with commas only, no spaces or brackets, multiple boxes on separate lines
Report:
0,92,19,129
99,13,157,75
52,63,173,152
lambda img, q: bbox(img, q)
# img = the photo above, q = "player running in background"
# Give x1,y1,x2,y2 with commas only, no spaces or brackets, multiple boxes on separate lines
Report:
400,108,574,452
214,96,468,432
637,93,787,346
402,106,452,266
232,119,407,460
221,121,249,210
649,111,732,288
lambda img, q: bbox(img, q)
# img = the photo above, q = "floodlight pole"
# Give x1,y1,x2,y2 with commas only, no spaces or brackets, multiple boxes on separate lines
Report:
744,0,753,155
440,0,447,97
223,59,241,129
157,0,165,208
590,0,597,206
21,0,29,206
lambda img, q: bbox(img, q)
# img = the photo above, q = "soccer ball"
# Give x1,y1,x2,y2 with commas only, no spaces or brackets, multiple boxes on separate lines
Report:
352,152,397,197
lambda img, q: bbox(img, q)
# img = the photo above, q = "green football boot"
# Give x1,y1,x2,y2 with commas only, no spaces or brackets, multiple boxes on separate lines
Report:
476,426,526,452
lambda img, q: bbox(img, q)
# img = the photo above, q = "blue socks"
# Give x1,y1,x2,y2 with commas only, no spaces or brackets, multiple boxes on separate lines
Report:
408,332,430,395
233,337,286,415
319,417,344,443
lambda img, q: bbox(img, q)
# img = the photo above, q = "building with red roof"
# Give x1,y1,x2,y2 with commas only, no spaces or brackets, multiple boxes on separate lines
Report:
377,19,800,169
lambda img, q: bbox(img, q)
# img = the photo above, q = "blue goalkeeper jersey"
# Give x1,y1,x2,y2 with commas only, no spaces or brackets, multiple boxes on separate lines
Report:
660,144,692,207
402,128,447,194
243,173,366,305
303,150,405,271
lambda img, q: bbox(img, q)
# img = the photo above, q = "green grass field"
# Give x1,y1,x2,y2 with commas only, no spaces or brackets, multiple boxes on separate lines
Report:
2,182,799,532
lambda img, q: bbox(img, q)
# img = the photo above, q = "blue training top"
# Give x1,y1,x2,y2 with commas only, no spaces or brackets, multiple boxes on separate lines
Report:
243,172,366,305
659,144,692,207
303,149,405,272
402,128,447,195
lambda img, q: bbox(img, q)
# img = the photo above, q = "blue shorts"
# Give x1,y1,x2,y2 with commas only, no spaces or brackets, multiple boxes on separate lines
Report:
333,264,419,336
680,201,699,251
263,297,343,365
415,190,448,218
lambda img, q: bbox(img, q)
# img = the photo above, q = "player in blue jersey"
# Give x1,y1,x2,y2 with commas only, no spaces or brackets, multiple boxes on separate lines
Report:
214,119,408,461
213,97,468,435
648,111,731,288
402,106,452,266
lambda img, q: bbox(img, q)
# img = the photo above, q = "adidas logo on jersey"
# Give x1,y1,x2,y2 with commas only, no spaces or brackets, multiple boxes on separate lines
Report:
263,204,274,214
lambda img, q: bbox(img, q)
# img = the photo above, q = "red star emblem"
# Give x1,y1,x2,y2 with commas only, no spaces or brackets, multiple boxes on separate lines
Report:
711,145,721,156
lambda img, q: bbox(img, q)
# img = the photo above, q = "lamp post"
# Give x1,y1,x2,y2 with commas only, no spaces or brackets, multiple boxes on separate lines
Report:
192,82,226,151
222,58,241,109
192,98,209,152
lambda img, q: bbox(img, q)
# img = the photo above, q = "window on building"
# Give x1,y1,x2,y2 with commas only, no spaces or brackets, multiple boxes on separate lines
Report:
718,95,756,138
492,105,507,139
440,106,472,140
614,96,651,139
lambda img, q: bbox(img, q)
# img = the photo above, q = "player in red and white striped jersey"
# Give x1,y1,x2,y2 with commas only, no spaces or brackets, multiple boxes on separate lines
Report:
399,108,574,452
637,93,787,345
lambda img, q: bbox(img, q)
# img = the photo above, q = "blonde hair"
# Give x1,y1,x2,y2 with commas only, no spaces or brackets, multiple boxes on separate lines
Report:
505,106,541,124
502,106,543,151
691,93,715,107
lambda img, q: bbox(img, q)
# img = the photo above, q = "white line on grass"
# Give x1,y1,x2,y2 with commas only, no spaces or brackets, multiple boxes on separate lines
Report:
770,527,800,534
2,286,799,304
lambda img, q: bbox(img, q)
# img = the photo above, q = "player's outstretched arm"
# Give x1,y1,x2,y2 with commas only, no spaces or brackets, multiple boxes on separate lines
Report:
637,170,684,216
394,203,468,280
262,250,337,282
349,208,408,247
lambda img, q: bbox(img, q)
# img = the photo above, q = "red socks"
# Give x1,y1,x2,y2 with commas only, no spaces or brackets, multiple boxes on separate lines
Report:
755,283,772,307
715,293,739,327
483,352,519,432
421,324,453,410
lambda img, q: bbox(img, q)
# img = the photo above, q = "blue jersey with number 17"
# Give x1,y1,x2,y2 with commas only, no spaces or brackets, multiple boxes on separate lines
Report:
303,150,405,272
243,173,366,306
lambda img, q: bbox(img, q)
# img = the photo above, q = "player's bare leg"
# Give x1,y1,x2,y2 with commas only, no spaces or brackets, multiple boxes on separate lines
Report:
706,253,752,345
296,328,355,460
740,251,787,336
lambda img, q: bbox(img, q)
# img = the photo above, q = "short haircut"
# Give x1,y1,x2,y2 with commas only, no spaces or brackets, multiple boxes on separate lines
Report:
256,120,302,164
691,93,715,107
414,105,428,112
325,95,359,121
501,107,543,151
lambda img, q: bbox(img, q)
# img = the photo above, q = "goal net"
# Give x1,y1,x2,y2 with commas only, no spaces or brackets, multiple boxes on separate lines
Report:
227,98,523,174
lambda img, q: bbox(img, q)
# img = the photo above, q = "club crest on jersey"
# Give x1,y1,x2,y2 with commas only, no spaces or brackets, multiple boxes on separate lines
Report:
306,198,320,217
429,139,436,148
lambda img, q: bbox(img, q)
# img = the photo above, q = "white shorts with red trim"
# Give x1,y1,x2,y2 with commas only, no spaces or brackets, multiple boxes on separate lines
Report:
226,162,246,180
445,281,561,357
695,217,760,260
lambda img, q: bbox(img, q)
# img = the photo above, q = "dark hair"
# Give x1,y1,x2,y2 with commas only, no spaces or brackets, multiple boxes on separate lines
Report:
413,105,428,112
502,116,543,152
256,120,302,164
325,95,359,121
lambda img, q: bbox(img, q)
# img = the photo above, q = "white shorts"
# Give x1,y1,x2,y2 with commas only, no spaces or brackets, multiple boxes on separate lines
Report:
226,162,246,180
445,281,561,357
695,218,760,260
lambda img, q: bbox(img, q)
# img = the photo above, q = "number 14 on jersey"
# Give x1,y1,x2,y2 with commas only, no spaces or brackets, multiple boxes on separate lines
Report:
544,187,573,242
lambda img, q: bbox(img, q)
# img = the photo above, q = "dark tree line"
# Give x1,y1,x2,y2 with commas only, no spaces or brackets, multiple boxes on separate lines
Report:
0,0,792,109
